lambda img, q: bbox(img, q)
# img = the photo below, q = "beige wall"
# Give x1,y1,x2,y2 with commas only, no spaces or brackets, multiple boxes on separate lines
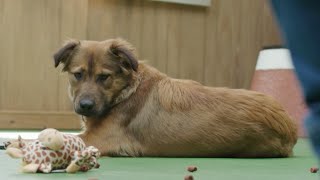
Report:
0,0,282,129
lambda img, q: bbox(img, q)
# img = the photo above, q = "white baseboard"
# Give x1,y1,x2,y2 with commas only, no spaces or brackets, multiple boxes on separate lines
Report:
151,0,211,7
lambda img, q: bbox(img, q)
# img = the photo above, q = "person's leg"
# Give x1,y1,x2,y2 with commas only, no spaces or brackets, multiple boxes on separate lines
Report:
270,0,320,157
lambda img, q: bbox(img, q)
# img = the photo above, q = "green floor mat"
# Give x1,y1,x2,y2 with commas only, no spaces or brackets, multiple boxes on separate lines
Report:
0,139,318,180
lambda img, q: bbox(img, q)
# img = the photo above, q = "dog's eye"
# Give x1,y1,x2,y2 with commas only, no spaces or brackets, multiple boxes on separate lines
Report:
97,74,109,82
74,72,82,80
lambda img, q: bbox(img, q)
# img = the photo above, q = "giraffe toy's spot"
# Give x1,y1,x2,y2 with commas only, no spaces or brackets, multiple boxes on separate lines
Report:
57,151,63,157
36,152,41,157
50,152,56,158
42,151,47,156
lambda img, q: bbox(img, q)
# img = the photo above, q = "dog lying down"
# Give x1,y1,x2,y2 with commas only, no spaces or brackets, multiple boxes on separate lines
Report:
52,38,297,158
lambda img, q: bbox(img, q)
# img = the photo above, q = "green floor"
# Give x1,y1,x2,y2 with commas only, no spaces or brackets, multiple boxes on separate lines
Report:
0,139,318,180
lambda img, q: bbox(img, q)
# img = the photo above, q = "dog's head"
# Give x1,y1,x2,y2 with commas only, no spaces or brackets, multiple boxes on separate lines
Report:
53,39,138,118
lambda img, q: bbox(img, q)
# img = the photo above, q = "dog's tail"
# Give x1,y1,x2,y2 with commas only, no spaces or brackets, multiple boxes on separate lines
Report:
247,91,298,157
261,95,298,157
279,113,298,157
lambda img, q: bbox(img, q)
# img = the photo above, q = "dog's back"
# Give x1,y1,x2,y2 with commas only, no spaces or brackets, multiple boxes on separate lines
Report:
126,64,297,157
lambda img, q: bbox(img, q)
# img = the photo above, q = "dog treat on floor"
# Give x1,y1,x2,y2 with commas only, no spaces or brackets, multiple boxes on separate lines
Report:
4,128,101,173
184,175,194,180
310,167,319,173
187,166,198,172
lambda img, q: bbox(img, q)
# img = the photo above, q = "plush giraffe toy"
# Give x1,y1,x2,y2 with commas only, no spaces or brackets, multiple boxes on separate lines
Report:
4,128,100,173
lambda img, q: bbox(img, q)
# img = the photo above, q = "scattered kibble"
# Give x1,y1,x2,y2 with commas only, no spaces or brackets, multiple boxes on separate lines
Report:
95,163,100,168
187,166,198,172
184,175,194,180
88,178,98,180
310,167,319,173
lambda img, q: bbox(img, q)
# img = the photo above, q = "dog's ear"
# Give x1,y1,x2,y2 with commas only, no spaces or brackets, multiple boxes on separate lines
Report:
53,40,80,70
109,39,138,72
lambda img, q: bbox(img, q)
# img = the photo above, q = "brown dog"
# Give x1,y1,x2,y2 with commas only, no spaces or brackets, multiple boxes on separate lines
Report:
53,38,297,157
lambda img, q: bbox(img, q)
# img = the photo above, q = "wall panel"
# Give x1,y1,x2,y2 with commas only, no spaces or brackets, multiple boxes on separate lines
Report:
0,0,282,129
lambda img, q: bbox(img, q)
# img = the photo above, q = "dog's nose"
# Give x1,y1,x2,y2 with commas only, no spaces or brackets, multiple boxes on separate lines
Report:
79,99,95,111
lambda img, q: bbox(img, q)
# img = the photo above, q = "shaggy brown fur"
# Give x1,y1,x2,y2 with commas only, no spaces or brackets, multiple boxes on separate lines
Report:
53,38,298,157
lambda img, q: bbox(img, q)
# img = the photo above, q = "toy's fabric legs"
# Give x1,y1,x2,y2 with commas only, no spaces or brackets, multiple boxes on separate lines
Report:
66,151,88,173
22,163,52,173
38,163,52,173
66,161,80,173
21,164,40,173
270,0,320,160
5,148,23,159
66,147,100,173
